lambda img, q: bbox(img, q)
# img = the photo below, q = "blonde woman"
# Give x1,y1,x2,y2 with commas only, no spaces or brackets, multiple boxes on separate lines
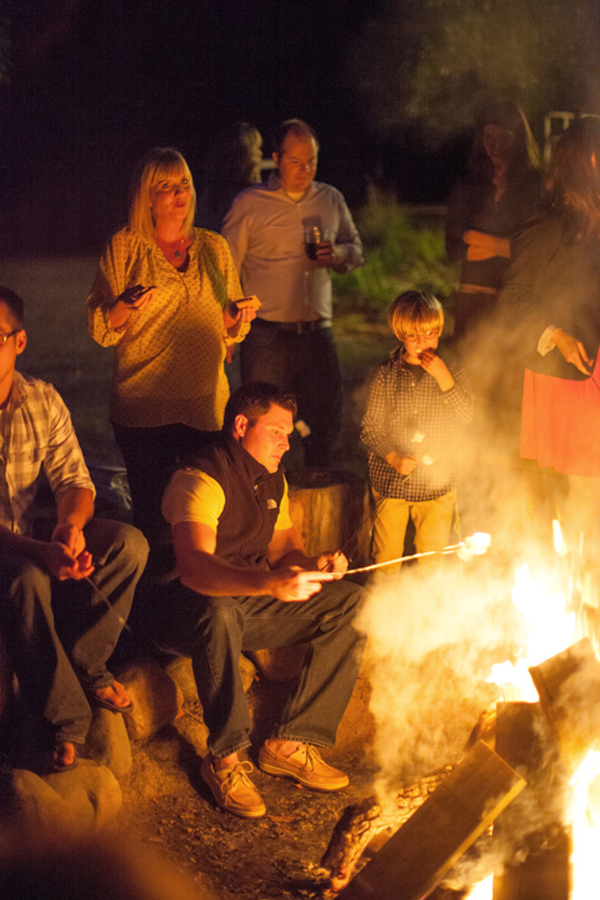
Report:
88,147,255,538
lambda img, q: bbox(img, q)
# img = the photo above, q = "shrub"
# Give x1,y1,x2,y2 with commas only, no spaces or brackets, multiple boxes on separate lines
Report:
333,190,460,321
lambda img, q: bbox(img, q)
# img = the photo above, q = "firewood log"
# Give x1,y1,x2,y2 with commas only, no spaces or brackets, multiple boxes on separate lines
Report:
321,765,454,893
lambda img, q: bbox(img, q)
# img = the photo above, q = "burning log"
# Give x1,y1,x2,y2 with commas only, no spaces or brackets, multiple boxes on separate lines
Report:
528,637,600,772
322,765,454,893
333,742,525,900
492,701,571,900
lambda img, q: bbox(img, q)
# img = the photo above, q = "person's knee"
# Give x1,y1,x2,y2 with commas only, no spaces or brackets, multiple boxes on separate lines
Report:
87,519,150,570
320,582,366,624
0,558,52,616
119,522,150,568
201,596,244,636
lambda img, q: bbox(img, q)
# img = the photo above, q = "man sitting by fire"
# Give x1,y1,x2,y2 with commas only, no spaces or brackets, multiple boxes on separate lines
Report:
0,286,149,772
156,381,366,819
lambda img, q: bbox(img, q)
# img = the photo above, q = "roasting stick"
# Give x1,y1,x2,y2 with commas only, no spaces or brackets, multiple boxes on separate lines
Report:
344,532,491,575
83,574,132,631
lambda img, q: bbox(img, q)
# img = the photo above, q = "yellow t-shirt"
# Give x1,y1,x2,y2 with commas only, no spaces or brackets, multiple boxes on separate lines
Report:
87,227,247,430
162,467,293,534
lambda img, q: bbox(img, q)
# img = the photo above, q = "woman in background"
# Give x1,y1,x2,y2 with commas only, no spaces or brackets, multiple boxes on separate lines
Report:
446,100,543,340
497,116,600,604
198,122,265,232
87,147,255,539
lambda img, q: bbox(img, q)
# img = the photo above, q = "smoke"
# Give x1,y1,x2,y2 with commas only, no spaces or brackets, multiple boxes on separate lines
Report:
356,557,523,796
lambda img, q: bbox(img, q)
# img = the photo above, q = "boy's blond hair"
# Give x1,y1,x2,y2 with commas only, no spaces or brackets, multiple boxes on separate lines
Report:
387,290,444,340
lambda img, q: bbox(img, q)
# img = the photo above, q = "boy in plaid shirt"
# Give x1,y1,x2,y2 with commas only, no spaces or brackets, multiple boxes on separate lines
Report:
361,291,473,571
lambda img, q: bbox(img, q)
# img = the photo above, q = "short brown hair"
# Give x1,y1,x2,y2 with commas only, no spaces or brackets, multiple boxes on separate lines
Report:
272,119,319,158
387,291,444,340
223,382,297,435
128,147,197,240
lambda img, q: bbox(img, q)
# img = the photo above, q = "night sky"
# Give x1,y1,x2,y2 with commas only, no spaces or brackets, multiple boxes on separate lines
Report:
3,0,416,254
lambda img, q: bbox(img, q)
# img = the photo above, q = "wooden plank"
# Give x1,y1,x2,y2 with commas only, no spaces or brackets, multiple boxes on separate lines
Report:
493,702,571,900
529,638,600,771
493,838,571,900
336,741,525,900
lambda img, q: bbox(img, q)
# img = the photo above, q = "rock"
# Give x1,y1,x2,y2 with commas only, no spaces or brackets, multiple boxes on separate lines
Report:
6,762,122,831
118,659,183,741
334,670,375,755
166,654,257,701
165,656,198,703
83,708,132,777
174,712,210,756
47,759,122,828
239,654,257,692
250,645,308,682
8,769,73,829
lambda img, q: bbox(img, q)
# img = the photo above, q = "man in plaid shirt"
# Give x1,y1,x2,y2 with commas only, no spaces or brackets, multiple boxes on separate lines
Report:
0,287,148,772
361,291,473,572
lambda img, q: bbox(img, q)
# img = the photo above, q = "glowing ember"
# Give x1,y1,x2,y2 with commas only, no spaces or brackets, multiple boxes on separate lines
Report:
488,564,577,701
553,517,565,555
570,750,600,900
464,874,493,899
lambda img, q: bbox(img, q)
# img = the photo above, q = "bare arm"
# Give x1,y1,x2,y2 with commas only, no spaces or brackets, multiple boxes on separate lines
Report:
268,527,348,575
172,521,336,602
0,488,95,581
52,487,95,555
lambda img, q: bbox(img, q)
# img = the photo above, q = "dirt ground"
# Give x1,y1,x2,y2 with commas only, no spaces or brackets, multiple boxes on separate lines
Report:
116,688,467,900
118,703,375,900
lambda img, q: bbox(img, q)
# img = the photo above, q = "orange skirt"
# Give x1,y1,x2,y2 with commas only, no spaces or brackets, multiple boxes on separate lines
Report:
520,352,600,476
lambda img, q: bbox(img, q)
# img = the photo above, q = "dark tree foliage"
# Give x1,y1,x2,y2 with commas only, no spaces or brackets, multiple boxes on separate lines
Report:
348,0,599,145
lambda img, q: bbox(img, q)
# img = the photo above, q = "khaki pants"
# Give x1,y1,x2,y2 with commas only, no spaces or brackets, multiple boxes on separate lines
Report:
371,489,457,571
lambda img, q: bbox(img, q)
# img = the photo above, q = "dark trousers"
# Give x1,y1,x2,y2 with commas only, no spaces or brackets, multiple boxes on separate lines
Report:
113,422,218,541
0,519,149,744
240,323,343,468
154,579,366,759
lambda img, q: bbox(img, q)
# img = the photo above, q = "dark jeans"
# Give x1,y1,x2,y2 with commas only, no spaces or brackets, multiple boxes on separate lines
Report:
154,579,366,759
0,519,149,745
240,323,343,468
113,422,218,541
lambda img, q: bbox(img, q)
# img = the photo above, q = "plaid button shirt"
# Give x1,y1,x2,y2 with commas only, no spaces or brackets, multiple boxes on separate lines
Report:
361,347,473,501
0,371,95,534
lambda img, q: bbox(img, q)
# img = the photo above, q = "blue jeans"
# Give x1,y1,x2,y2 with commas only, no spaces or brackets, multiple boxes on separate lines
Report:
155,579,366,759
0,519,149,744
240,323,343,468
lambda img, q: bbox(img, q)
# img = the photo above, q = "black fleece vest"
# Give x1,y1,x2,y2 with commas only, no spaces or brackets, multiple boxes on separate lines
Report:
189,437,286,570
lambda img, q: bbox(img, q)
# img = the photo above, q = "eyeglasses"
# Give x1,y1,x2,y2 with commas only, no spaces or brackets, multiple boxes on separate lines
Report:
401,329,442,342
0,329,20,347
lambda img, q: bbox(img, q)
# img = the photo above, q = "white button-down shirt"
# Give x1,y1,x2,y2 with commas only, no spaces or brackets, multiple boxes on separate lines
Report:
223,174,363,322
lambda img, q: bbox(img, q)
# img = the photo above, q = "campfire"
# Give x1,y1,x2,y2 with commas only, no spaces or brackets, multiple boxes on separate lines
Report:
322,522,600,899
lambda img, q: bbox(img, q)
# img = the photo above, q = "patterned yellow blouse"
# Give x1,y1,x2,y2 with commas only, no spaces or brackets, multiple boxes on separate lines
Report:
87,227,247,431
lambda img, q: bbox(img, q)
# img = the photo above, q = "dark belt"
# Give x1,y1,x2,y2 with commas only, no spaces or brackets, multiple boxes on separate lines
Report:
254,317,332,335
